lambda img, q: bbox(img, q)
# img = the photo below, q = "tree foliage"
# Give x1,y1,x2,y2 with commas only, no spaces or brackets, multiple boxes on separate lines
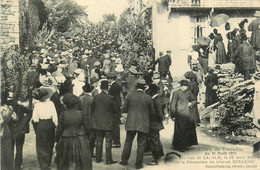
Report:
103,13,117,23
44,0,87,32
216,92,255,136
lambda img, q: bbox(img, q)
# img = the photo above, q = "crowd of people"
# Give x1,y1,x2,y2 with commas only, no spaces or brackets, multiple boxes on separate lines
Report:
1,9,259,170
190,11,260,82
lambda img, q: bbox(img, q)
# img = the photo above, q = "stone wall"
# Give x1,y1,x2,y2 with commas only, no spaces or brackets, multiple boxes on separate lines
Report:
1,0,46,51
1,0,20,49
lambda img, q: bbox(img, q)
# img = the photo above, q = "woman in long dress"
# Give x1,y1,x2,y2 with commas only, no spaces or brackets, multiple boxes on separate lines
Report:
56,94,92,170
208,33,216,68
170,80,198,152
214,29,227,64
204,68,218,107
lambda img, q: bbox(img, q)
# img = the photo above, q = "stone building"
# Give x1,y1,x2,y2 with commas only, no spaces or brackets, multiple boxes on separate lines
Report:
152,0,260,76
1,0,47,51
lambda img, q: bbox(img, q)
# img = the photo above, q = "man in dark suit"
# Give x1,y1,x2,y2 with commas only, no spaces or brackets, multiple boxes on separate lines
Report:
80,82,95,157
155,51,172,80
92,80,118,164
108,73,123,148
8,102,32,170
120,78,155,169
234,34,256,80
146,84,165,166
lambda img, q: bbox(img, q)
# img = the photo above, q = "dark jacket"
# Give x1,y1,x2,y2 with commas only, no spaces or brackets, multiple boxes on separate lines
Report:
92,91,118,130
8,103,32,139
56,109,87,141
248,18,260,50
155,55,171,74
150,95,164,131
125,75,137,94
122,90,155,134
80,93,93,130
234,41,256,71
108,81,122,109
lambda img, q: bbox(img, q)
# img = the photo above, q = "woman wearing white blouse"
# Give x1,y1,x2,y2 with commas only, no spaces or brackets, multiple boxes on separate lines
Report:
32,88,57,170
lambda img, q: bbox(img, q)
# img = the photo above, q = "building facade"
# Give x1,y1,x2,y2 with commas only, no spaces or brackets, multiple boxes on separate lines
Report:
152,0,260,76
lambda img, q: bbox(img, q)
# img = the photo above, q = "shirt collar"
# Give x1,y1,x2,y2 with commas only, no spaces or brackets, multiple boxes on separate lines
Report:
111,80,116,85
152,94,158,99
85,92,92,96
136,89,144,92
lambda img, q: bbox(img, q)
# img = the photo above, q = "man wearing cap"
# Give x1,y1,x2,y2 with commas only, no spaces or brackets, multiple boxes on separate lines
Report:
146,84,164,166
108,73,123,148
92,80,118,164
170,80,198,152
125,67,139,95
120,78,155,169
234,33,256,80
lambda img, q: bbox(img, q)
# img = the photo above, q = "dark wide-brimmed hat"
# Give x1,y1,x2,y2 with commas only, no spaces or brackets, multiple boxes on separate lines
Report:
184,71,197,80
179,80,189,86
82,82,91,92
37,88,53,101
100,80,109,89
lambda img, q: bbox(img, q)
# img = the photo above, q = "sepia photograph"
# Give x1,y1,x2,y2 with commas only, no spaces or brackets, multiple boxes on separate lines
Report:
1,0,260,169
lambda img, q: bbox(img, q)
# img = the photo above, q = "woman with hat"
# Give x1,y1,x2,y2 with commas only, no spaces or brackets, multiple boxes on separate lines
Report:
238,19,248,44
213,28,227,64
184,71,200,125
56,94,92,170
170,80,198,152
102,54,111,76
32,88,58,170
204,68,218,107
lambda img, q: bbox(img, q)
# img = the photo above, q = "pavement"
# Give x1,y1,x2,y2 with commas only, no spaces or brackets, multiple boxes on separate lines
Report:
21,120,260,170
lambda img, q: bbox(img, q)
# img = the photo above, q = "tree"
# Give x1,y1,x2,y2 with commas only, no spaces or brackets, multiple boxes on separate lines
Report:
45,0,88,32
103,13,117,23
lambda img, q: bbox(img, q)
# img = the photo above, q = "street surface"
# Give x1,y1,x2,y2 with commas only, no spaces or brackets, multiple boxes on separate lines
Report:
22,120,260,170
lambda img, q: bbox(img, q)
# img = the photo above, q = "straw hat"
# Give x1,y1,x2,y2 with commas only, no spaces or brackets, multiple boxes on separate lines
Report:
39,75,56,87
94,61,101,67
115,64,124,73
115,58,122,64
254,10,260,17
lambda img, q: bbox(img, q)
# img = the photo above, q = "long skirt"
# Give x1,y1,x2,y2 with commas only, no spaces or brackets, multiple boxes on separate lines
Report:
57,135,92,170
198,57,208,74
36,119,55,170
216,41,227,64
1,127,14,170
208,50,216,69
172,116,198,150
